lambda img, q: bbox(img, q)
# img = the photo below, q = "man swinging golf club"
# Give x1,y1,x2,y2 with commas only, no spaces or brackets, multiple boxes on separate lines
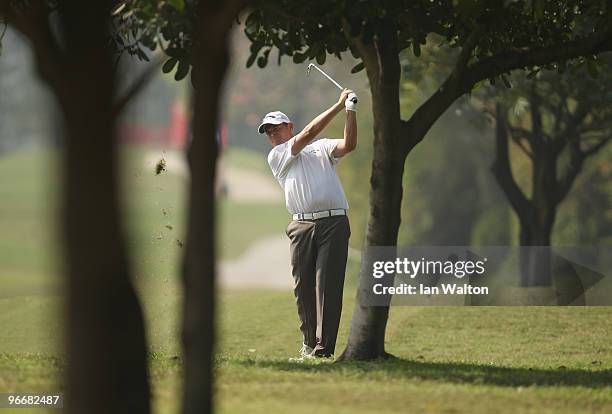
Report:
259,65,357,359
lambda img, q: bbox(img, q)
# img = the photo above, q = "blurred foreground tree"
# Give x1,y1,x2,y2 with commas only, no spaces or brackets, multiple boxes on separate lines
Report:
2,0,248,412
0,1,150,412
112,0,247,412
244,0,612,359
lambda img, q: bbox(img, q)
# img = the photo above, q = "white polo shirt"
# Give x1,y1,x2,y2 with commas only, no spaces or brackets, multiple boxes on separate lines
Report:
267,137,349,214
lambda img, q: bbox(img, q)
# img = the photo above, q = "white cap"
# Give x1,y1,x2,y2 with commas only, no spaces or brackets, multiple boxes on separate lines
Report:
258,111,291,134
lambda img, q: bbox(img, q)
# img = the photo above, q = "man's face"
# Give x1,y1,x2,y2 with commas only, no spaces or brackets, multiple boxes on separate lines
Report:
264,122,293,146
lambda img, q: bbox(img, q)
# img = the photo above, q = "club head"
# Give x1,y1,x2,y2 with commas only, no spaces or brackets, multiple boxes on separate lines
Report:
307,63,315,76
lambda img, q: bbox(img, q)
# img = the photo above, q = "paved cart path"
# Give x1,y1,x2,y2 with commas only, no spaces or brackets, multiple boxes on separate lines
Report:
146,150,292,289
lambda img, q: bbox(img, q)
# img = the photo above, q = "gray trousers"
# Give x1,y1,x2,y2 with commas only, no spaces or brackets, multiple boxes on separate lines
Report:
285,215,350,356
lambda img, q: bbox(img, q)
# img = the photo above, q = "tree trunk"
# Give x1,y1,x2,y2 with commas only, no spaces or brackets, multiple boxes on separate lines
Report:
518,216,555,287
340,27,404,360
518,152,558,286
53,4,150,413
339,154,405,360
180,3,238,412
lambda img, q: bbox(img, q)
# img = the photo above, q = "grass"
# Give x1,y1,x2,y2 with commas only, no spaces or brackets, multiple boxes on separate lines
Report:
222,147,270,174
1,290,611,413
1,146,612,413
0,146,288,297
121,145,288,263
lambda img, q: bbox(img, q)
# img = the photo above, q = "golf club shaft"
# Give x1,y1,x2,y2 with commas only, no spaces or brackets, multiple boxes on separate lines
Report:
310,64,343,90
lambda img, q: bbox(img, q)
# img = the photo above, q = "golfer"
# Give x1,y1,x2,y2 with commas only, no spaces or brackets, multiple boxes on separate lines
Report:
259,88,357,359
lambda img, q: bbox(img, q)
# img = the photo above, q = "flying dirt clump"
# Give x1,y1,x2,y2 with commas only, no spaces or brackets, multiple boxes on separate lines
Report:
155,158,167,175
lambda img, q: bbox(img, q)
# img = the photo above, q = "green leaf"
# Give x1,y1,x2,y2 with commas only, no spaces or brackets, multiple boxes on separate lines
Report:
168,0,185,12
587,59,599,78
412,42,421,57
351,62,365,74
247,40,264,67
245,12,260,36
249,40,264,54
162,58,178,74
175,60,190,81
316,49,326,65
246,52,257,68
292,52,307,64
257,49,270,68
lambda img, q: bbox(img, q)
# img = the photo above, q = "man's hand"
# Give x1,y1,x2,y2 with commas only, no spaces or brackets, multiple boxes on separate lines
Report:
338,88,353,105
339,88,358,112
291,92,348,156
345,93,358,112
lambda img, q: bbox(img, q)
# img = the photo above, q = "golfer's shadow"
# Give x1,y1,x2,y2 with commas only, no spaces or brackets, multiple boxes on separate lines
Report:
236,357,611,388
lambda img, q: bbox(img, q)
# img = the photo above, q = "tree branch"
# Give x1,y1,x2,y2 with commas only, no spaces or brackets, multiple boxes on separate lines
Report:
112,57,163,117
402,22,612,152
506,126,534,159
341,17,378,73
453,24,485,78
491,103,531,220
556,145,584,204
528,84,545,154
0,19,7,41
467,25,612,86
213,0,250,31
580,122,612,135
515,138,534,159
584,136,611,157
508,125,534,140
554,87,570,135
0,1,63,88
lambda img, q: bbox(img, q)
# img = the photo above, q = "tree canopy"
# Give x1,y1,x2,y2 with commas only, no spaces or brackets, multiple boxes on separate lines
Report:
245,0,610,77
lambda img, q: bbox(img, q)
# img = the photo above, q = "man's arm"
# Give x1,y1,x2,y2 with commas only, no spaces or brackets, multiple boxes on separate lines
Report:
332,110,357,157
291,89,352,156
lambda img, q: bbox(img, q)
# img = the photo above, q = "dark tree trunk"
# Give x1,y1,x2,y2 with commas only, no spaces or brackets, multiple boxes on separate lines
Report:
520,208,555,287
518,151,558,287
180,2,244,412
339,26,404,361
52,4,150,413
181,48,224,414
339,147,405,360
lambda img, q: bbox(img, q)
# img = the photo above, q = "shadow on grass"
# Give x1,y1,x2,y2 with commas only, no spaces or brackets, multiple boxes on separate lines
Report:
232,357,612,388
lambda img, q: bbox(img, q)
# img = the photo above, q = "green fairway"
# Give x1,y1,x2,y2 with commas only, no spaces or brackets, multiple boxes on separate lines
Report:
0,290,611,413
1,147,611,413
0,146,288,296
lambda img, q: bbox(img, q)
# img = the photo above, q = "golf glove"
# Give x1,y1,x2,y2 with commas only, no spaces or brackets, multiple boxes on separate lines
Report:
345,93,358,112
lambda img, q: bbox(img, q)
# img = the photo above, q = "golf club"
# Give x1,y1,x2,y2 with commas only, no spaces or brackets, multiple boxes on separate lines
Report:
307,63,358,104
307,63,344,90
